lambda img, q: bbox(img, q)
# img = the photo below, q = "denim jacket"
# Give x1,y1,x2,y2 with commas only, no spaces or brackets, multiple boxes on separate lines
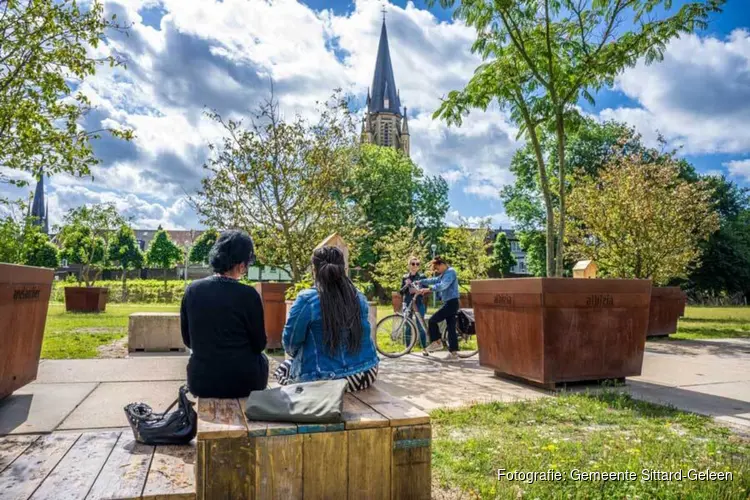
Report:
418,267,460,302
282,288,379,383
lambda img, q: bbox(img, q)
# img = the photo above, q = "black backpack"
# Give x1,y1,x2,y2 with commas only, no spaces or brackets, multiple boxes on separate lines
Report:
457,308,476,335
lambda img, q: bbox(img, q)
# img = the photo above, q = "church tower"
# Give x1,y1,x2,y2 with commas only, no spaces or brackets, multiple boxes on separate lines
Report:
361,17,410,157
29,168,49,234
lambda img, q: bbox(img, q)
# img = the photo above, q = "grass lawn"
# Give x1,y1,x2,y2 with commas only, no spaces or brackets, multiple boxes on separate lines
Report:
673,307,750,340
432,391,750,499
42,303,178,359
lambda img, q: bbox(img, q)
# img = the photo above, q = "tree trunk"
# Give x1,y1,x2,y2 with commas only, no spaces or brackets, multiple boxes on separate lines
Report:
122,267,128,302
555,110,567,277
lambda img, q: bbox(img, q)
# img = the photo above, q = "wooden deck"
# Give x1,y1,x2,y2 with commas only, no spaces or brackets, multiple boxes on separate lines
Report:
0,430,195,500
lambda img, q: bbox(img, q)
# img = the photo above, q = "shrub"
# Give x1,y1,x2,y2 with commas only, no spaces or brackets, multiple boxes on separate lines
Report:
53,280,189,304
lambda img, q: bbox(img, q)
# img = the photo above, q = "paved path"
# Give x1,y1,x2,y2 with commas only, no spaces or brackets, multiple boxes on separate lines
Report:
1,338,748,434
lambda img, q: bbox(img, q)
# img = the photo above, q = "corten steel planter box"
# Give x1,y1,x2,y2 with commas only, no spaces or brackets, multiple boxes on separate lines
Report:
392,291,403,313
471,278,652,386
255,282,291,349
647,286,686,338
459,292,472,308
1,264,54,399
64,286,108,313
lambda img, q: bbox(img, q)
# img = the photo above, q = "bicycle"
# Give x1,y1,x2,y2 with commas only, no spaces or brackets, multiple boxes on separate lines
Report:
374,285,479,359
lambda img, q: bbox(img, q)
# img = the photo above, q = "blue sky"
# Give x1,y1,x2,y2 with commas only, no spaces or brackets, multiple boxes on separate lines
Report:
2,0,749,229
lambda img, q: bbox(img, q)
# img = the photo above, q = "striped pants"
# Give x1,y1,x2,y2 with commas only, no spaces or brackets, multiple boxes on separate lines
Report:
274,360,378,392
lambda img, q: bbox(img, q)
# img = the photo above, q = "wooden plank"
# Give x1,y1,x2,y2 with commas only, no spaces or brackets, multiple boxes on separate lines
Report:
342,393,389,430
254,434,302,500
391,425,431,500
0,432,80,500
348,427,391,500
142,444,196,500
354,386,430,427
86,433,155,500
297,422,344,434
200,436,254,500
31,431,120,500
302,431,347,500
0,434,39,473
196,398,247,440
264,422,297,436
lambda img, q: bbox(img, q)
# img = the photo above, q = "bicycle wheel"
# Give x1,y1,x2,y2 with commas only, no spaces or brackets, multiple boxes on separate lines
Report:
455,333,479,358
375,314,418,358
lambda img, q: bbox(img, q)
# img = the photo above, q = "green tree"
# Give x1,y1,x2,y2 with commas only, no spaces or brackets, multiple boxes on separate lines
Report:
109,225,144,300
372,222,428,292
195,90,363,282
429,0,722,277
21,224,58,268
439,218,492,289
490,232,516,277
0,0,133,187
567,149,719,285
347,145,448,270
58,203,126,286
0,216,23,263
189,229,219,265
145,229,183,291
518,230,546,277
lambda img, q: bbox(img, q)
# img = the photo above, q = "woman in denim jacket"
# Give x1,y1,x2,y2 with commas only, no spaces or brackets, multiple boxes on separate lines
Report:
274,246,379,391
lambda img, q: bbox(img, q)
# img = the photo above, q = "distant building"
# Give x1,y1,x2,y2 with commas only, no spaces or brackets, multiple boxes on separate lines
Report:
488,229,530,275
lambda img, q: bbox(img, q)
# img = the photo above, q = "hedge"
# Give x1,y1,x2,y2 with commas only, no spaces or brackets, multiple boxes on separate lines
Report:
52,280,193,304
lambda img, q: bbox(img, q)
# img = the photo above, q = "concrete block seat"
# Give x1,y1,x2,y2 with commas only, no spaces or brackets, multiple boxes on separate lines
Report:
196,384,432,500
128,312,186,353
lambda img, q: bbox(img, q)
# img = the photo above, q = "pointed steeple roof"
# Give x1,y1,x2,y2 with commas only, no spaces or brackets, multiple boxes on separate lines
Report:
369,19,401,115
31,169,45,225
402,107,409,134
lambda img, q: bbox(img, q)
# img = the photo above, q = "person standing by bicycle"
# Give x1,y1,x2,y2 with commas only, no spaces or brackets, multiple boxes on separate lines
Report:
400,256,427,348
415,256,461,361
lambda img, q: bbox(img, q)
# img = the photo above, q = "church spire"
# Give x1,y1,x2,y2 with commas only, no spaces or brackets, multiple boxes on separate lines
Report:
30,168,48,233
369,18,401,115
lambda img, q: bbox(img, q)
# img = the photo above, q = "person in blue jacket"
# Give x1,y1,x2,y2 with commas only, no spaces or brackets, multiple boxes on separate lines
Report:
275,246,379,391
415,256,461,361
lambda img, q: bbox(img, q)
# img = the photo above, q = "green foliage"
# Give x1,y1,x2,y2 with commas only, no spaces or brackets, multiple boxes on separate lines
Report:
145,229,183,288
0,0,134,187
21,225,58,268
439,218,492,285
195,90,363,282
52,280,188,304
372,222,428,292
0,215,23,263
285,277,313,301
58,203,126,286
189,228,219,264
109,225,144,300
429,0,723,276
490,232,516,277
518,230,547,278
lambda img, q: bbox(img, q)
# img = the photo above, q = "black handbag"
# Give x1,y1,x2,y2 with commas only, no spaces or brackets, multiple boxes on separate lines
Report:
124,385,197,445
457,308,476,335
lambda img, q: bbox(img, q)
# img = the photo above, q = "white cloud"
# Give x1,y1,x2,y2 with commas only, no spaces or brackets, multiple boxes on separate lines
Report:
600,29,750,155
724,159,750,182
446,210,513,228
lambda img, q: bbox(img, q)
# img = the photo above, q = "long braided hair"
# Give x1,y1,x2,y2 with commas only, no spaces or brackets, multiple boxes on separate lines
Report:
312,246,362,355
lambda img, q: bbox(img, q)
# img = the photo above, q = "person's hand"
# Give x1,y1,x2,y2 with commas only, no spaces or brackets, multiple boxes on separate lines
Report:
405,279,412,286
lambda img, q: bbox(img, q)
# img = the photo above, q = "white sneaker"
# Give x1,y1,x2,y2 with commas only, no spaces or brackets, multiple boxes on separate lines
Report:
445,351,459,361
425,340,444,353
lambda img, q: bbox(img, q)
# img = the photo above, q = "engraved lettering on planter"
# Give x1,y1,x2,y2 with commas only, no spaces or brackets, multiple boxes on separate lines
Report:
586,294,613,307
494,294,513,306
13,287,41,301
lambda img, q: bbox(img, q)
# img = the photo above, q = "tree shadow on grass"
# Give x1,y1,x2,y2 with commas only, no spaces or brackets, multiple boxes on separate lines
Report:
681,317,750,325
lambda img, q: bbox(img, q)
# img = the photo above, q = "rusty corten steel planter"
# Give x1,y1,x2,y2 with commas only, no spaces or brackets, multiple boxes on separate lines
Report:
64,286,109,312
471,278,652,386
255,282,291,349
647,286,686,337
459,292,473,308
1,264,54,399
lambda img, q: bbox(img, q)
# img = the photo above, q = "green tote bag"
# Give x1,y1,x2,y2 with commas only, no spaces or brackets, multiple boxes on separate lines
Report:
244,379,347,423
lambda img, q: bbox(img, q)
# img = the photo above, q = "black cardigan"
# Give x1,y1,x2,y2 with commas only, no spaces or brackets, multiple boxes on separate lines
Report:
180,275,268,398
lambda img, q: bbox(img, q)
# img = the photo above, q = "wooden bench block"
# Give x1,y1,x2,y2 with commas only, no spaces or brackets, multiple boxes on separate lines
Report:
196,385,431,500
254,434,303,500
142,443,196,500
128,313,185,353
86,433,154,500
302,431,347,500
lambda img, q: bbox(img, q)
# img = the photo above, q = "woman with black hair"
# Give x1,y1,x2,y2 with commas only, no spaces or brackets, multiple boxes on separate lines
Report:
180,230,268,398
274,246,379,392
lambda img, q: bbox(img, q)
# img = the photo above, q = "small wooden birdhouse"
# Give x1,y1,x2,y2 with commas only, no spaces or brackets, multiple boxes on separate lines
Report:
316,233,350,275
573,260,598,279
